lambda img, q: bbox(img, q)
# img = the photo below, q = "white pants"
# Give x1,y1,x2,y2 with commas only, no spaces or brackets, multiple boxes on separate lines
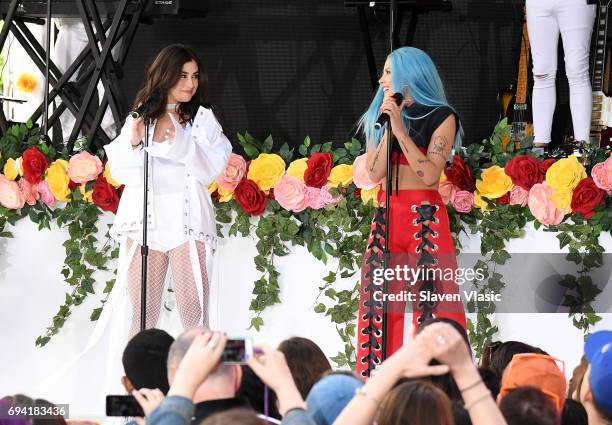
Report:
526,0,596,143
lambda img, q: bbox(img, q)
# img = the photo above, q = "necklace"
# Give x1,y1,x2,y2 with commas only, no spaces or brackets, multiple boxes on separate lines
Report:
166,103,178,109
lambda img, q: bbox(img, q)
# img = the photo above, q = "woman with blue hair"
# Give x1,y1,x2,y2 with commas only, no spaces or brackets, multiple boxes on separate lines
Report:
356,47,466,378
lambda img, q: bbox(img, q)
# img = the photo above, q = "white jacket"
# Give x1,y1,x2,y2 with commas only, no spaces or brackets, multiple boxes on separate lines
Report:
103,106,232,248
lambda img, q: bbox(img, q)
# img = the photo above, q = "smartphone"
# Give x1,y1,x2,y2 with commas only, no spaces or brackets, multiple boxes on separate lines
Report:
222,337,253,364
105,395,144,417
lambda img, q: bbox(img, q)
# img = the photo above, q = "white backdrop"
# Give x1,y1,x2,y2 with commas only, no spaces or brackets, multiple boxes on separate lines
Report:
0,214,611,419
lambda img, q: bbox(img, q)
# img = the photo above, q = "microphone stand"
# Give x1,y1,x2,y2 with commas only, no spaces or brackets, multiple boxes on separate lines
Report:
140,111,152,332
42,0,51,144
381,0,397,364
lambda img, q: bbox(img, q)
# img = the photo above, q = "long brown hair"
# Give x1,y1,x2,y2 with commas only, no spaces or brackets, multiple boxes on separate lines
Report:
277,337,332,399
376,381,455,425
134,44,208,124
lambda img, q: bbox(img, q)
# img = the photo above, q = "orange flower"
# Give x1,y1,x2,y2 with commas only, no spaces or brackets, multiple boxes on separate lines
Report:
16,73,38,93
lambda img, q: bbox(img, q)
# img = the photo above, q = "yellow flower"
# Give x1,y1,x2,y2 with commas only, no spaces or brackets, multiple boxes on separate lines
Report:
218,186,233,202
208,180,219,195
104,162,121,188
545,156,586,192
16,72,38,93
361,186,380,206
79,184,93,203
475,166,513,199
551,189,572,213
328,164,353,188
440,171,447,183
3,158,20,181
247,153,286,191
45,159,70,202
286,158,308,182
473,191,491,211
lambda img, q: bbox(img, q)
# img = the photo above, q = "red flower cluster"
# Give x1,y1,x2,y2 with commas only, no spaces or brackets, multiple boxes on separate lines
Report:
304,153,333,188
234,179,268,216
571,177,605,219
444,156,475,192
92,176,120,214
504,155,545,190
22,147,48,184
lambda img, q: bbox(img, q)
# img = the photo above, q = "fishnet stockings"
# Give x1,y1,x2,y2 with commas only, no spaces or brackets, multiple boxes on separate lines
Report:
168,241,209,329
126,240,209,337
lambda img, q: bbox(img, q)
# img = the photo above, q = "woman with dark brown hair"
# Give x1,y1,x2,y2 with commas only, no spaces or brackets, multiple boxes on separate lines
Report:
277,337,332,398
104,44,232,336
377,381,454,425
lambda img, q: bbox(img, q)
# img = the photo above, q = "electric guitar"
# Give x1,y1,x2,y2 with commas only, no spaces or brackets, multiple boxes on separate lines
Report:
509,21,533,149
590,0,612,148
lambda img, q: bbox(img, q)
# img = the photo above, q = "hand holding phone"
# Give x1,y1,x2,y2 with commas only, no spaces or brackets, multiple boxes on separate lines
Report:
221,338,253,364
106,395,144,417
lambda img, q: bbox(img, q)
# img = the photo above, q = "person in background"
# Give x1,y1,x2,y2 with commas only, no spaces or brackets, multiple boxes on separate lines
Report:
578,330,612,425
277,337,331,399
121,329,174,394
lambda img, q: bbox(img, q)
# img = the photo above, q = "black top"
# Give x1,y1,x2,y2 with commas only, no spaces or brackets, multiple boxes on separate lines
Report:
403,104,457,150
192,397,252,423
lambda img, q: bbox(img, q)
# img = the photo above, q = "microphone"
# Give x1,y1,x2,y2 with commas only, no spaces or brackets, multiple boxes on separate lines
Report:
375,92,404,130
129,92,159,119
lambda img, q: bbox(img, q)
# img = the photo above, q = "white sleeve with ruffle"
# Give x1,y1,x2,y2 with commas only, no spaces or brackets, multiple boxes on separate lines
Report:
149,108,232,186
103,115,145,186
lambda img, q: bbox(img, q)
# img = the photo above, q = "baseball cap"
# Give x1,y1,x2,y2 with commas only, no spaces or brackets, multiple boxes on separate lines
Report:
306,374,363,425
499,353,566,413
584,330,612,413
122,328,174,394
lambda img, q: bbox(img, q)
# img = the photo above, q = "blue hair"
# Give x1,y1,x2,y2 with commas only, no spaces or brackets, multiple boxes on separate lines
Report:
358,47,463,153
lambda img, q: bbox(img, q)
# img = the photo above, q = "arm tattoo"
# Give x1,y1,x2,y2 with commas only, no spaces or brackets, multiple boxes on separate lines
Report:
369,150,380,172
432,135,449,154
416,170,425,178
417,158,430,164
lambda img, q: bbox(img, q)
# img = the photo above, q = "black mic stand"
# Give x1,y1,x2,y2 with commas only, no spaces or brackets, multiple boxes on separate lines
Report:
381,0,397,364
140,111,152,332
41,0,52,145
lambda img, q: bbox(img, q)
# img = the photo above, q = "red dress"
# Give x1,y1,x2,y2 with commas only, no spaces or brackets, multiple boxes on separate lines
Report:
355,150,466,378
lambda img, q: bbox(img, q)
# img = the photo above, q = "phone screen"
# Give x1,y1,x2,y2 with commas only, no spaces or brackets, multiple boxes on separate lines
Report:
105,395,144,417
222,338,251,363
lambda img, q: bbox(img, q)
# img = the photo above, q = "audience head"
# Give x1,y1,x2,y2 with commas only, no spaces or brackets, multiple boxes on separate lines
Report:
277,337,331,399
236,365,280,419
479,340,502,370
418,318,471,352
306,372,363,425
376,381,453,425
498,353,566,414
499,386,559,425
568,356,589,401
122,328,174,394
580,330,612,424
451,402,472,425
200,408,264,425
561,398,588,425
167,327,242,402
478,367,501,399
0,395,66,425
490,341,548,379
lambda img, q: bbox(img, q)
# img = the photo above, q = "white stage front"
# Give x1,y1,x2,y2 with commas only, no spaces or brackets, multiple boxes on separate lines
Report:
1,214,611,419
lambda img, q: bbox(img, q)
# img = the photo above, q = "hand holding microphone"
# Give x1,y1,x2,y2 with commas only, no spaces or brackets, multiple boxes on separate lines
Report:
375,92,404,129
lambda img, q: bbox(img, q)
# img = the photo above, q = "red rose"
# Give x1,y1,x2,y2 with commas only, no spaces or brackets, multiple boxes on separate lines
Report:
444,155,475,192
539,158,556,174
22,147,48,184
496,192,510,205
68,179,79,190
210,188,220,201
304,152,333,188
504,155,544,190
92,176,120,214
234,179,268,216
354,188,362,199
571,177,605,219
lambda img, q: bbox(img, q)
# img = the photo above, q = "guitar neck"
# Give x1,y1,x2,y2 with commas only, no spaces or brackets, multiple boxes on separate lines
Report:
592,2,610,93
515,22,530,105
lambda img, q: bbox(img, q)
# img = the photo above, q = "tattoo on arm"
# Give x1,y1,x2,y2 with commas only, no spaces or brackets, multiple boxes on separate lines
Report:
416,170,424,178
432,136,449,154
369,150,381,172
417,158,430,164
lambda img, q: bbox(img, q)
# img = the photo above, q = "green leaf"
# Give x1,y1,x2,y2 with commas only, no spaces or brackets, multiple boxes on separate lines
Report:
262,135,274,153
243,143,260,159
314,303,326,314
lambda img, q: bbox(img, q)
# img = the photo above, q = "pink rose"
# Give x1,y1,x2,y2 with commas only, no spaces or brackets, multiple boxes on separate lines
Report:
320,184,343,206
352,153,382,189
528,182,565,226
274,175,307,212
509,185,529,207
305,186,326,210
217,153,246,191
68,152,103,184
37,180,56,206
18,178,39,206
451,190,474,213
438,181,457,205
0,175,25,209
591,155,612,194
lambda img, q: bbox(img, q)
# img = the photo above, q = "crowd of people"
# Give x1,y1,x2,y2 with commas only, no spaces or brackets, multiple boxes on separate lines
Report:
2,319,611,425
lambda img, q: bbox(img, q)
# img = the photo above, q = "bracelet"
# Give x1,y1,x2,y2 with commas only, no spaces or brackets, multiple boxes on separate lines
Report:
283,407,306,416
132,141,143,150
355,387,381,405
459,378,483,393
464,390,491,410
